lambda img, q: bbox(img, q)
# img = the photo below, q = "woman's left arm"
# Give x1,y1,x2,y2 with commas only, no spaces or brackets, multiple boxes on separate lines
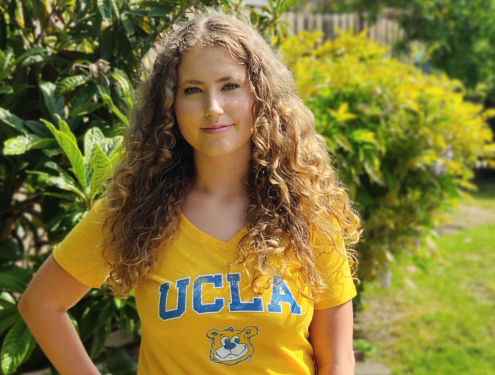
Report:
309,299,355,375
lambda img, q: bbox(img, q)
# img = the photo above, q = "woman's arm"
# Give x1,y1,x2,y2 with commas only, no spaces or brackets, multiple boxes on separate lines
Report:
309,299,355,375
18,255,101,375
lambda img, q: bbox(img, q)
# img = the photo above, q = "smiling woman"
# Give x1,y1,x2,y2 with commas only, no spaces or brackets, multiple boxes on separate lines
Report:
18,12,361,375
174,46,255,160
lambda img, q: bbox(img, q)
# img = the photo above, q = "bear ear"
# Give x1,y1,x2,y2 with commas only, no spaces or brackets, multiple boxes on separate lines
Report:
242,326,259,338
206,328,221,339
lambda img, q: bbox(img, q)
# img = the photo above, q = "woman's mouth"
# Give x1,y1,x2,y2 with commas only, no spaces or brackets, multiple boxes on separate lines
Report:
201,124,233,134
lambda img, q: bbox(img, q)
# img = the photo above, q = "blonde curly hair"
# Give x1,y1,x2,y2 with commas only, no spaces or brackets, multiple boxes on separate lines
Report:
102,13,361,299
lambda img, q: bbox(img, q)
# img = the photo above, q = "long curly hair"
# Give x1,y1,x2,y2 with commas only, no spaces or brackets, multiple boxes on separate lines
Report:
102,13,361,299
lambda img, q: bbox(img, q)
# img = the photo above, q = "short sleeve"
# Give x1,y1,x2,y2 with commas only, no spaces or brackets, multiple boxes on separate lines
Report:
312,216,357,310
52,199,113,288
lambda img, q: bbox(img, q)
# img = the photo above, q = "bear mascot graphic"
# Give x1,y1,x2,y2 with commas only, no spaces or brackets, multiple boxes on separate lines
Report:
206,326,259,366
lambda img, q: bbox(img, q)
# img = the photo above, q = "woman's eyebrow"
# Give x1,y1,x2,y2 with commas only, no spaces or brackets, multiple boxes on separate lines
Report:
181,76,236,86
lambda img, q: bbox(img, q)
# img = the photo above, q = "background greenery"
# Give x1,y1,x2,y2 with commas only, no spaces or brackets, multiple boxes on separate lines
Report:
1,0,494,373
280,29,495,298
354,185,495,374
297,0,495,107
0,0,297,373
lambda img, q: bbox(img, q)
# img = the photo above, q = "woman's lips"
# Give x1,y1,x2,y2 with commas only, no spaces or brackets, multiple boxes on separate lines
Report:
201,125,233,134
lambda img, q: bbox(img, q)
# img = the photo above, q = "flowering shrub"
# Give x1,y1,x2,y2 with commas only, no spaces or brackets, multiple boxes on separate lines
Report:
280,29,495,295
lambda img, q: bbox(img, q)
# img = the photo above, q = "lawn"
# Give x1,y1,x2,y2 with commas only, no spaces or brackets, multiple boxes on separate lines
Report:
354,183,495,375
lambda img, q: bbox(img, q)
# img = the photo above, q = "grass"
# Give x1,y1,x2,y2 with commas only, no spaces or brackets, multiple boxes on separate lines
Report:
464,182,495,212
355,185,495,375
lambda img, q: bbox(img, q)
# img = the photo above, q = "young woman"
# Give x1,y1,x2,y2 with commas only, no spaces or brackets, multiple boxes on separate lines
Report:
19,13,361,375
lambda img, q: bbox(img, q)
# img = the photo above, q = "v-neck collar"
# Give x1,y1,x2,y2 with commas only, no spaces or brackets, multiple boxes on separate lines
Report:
180,214,248,253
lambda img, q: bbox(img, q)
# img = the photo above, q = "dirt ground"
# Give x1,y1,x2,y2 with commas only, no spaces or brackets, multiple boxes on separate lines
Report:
436,203,495,236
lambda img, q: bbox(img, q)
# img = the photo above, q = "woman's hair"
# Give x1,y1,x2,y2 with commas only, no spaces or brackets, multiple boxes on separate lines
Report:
102,12,361,299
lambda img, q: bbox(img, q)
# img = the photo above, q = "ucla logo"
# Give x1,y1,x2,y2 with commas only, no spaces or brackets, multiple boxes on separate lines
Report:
206,326,258,366
158,273,302,321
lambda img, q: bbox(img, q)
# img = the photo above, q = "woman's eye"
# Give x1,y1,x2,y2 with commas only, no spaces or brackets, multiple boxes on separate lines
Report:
184,87,201,94
223,83,240,90
183,83,239,95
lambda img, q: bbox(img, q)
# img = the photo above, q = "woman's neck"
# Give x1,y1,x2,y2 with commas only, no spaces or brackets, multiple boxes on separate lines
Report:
191,148,251,202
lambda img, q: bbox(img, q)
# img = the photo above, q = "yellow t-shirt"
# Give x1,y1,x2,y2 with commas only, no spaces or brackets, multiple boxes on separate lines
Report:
53,200,356,375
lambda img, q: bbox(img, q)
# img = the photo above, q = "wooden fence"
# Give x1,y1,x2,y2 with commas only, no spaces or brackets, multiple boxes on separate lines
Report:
143,10,419,70
278,11,418,62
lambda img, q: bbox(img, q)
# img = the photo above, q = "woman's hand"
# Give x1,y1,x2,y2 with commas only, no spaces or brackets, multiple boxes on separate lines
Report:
309,299,355,375
18,255,101,375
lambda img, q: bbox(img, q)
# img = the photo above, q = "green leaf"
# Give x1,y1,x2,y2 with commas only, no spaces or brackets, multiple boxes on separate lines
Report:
39,82,56,115
0,108,27,134
97,302,116,327
97,0,112,21
70,102,103,116
100,27,116,62
280,0,300,13
128,9,147,17
46,176,87,201
45,161,78,186
3,134,56,155
335,134,353,151
122,13,135,35
0,49,6,73
148,7,168,17
0,272,27,294
364,160,385,186
84,127,105,164
0,84,31,108
1,320,36,374
110,0,119,20
101,136,123,159
42,192,75,201
89,144,111,200
98,87,129,126
42,119,87,191
54,114,77,144
109,359,138,374
119,310,132,341
0,240,23,262
56,75,89,95
40,81,64,120
13,47,46,66
110,68,134,111
0,307,21,336
351,129,378,145
20,55,70,67
24,120,52,138
0,47,13,81
90,322,110,359
0,85,13,94
113,297,124,310
0,293,16,306
67,311,80,335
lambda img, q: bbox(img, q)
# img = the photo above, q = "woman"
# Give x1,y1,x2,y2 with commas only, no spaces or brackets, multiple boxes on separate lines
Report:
19,13,361,375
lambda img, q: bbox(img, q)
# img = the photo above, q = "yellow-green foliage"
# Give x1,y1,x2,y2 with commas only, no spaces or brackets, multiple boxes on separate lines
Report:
280,29,495,291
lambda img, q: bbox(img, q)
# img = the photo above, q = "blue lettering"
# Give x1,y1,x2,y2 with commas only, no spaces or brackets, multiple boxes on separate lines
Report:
158,277,190,321
227,273,264,312
193,274,225,314
267,276,302,315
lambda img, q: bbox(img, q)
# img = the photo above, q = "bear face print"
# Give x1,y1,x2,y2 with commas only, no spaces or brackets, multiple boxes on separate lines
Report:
206,326,259,366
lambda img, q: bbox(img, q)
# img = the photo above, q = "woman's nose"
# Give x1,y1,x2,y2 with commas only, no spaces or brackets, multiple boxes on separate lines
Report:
204,93,224,117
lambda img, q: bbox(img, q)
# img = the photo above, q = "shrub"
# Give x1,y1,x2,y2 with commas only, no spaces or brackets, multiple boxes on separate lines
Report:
0,0,299,373
280,29,495,298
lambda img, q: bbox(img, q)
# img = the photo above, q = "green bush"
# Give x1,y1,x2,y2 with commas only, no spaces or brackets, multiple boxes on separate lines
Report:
280,29,495,299
0,0,299,373
298,0,495,97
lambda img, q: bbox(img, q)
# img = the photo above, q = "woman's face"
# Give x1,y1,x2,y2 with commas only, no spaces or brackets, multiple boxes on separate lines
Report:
174,46,255,159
